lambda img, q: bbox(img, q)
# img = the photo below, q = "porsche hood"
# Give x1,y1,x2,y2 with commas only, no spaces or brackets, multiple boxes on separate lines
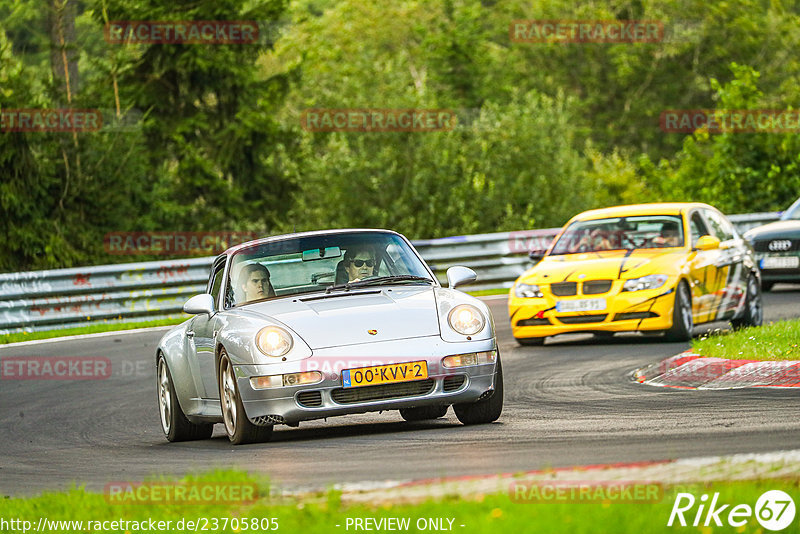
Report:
229,287,441,349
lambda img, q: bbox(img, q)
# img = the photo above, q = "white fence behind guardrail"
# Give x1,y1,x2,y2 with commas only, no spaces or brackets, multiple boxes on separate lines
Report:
0,212,780,335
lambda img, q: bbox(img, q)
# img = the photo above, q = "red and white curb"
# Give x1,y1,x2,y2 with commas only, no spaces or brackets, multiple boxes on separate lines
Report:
633,351,800,389
318,450,800,504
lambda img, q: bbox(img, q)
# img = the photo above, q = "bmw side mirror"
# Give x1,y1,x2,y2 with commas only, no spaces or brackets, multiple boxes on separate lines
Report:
446,266,477,289
528,250,546,262
694,235,721,251
183,293,215,315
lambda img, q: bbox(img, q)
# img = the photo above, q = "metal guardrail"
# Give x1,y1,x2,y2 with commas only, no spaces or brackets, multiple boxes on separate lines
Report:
0,212,781,335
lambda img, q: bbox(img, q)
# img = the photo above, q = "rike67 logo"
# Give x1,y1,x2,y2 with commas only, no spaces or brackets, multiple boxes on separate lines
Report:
668,490,796,531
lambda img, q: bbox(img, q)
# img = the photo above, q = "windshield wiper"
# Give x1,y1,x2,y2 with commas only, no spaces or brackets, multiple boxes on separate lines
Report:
325,275,433,293
348,275,434,288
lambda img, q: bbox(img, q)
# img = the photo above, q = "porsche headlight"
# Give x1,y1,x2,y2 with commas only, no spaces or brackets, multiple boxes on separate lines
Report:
256,326,293,357
447,304,485,335
515,283,543,298
622,274,669,292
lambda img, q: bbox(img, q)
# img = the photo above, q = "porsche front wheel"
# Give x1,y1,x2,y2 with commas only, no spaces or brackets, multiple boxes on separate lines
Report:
218,350,273,445
454,358,503,425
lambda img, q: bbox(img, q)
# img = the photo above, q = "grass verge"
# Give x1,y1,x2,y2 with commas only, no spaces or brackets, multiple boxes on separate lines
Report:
0,317,186,345
1,470,799,533
692,318,800,361
466,287,509,297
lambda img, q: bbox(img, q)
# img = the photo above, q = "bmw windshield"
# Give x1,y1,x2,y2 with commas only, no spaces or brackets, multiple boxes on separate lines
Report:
550,215,685,255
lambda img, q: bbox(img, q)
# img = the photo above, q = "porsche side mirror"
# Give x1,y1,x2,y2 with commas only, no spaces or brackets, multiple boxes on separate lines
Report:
183,293,215,315
694,235,721,251
446,266,477,289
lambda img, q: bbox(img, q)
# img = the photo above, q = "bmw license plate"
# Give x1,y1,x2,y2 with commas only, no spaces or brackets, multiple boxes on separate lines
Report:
342,361,428,388
761,256,799,269
556,298,606,313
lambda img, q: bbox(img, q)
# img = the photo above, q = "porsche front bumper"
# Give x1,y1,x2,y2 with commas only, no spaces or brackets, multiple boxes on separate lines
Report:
233,336,498,425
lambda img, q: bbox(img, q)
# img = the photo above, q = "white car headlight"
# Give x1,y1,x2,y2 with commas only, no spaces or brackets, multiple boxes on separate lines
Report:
515,283,543,298
622,274,669,292
447,304,486,335
256,326,293,357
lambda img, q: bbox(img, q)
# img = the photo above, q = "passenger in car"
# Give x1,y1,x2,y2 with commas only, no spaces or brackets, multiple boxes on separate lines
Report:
238,263,276,302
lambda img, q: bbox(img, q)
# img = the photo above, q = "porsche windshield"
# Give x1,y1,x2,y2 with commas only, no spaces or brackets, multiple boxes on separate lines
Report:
228,232,432,305
550,215,685,255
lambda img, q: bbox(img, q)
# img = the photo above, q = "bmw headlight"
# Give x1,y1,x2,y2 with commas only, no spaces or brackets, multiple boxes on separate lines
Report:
256,326,293,357
622,274,669,292
515,283,543,298
448,304,486,335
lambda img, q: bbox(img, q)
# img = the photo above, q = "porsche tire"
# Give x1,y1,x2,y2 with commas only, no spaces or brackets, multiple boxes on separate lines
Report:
731,274,763,330
665,281,693,342
454,358,503,425
400,405,449,422
157,355,213,442
218,350,273,445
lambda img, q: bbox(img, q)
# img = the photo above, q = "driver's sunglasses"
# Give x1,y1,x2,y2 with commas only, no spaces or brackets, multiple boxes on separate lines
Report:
352,259,375,267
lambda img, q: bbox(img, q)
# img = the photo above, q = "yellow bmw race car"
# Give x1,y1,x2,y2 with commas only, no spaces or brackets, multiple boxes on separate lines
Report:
509,203,764,345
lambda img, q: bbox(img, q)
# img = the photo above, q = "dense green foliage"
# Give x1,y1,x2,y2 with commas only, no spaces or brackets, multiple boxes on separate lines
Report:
2,0,800,271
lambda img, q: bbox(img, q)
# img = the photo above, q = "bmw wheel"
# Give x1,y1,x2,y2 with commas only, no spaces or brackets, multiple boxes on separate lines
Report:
157,355,213,442
218,349,273,445
731,274,763,329
664,281,693,342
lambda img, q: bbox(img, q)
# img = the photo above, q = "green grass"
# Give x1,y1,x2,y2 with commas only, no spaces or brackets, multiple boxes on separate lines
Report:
1,470,798,533
0,317,186,345
692,319,800,361
466,287,509,297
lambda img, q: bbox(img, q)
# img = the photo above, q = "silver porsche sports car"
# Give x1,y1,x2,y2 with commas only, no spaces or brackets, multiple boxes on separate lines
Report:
156,229,502,444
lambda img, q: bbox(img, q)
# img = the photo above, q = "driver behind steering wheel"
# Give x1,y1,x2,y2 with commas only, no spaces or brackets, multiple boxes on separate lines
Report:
344,246,376,282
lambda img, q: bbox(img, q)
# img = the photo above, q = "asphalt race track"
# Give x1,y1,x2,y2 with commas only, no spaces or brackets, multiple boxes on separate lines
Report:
2,287,799,496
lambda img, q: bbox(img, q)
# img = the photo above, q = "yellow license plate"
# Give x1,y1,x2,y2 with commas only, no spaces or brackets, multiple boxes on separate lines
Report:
342,361,428,388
